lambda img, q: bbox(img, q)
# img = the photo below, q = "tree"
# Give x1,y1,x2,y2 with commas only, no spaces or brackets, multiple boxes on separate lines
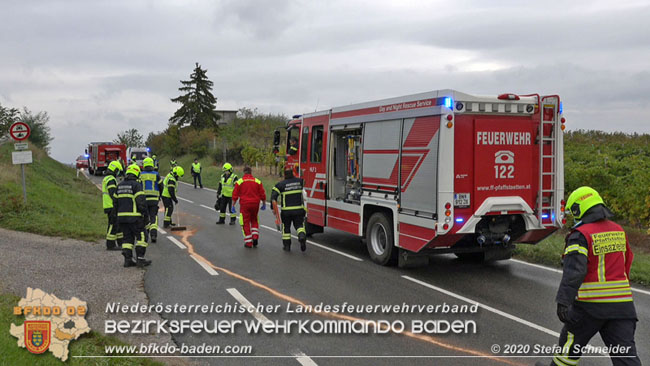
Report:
20,108,53,153
169,62,220,130
0,102,20,136
114,128,144,147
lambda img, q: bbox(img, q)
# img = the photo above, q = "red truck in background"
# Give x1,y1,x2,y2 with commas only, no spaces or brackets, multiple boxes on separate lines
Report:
274,89,566,267
86,142,127,176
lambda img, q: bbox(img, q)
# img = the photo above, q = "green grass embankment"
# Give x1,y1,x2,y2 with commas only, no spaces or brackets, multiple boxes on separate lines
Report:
0,144,105,241
515,232,650,286
0,290,163,366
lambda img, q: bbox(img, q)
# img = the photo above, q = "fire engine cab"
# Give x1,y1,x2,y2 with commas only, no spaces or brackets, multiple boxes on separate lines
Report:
274,90,566,267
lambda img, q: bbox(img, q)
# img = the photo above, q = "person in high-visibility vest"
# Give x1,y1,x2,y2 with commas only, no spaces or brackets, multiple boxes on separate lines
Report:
191,158,203,189
216,163,239,225
540,187,639,366
232,166,266,248
161,166,184,227
151,154,159,171
271,169,307,252
102,160,123,251
140,157,162,243
115,165,150,267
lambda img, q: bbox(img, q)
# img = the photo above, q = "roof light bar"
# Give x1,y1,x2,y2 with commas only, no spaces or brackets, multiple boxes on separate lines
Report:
498,93,520,101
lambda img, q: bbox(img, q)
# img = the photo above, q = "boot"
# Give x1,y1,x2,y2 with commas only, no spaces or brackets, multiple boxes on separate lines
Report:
163,221,170,228
299,233,307,252
106,240,120,251
229,216,237,225
135,247,152,267
122,248,136,267
252,238,258,247
150,229,157,243
283,240,291,252
216,217,225,225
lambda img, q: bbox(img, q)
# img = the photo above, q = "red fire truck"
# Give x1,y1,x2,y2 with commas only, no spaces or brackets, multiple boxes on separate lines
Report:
274,90,566,266
86,142,127,176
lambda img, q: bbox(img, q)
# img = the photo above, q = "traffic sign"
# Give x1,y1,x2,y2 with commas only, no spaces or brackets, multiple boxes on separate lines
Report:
14,142,29,150
12,151,33,165
9,122,30,141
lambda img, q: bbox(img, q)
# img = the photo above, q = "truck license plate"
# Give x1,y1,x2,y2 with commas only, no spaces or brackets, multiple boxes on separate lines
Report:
454,193,470,208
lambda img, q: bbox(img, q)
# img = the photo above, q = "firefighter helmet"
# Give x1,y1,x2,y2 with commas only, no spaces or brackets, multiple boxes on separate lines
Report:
222,163,232,171
126,164,140,177
566,186,604,220
107,160,123,173
143,157,154,168
173,166,185,178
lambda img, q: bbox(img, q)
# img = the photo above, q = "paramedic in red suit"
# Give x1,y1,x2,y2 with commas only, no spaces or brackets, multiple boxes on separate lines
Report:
232,166,266,248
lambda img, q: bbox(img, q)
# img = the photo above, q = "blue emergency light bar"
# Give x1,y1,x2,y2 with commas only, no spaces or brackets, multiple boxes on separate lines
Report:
443,97,453,109
455,217,464,223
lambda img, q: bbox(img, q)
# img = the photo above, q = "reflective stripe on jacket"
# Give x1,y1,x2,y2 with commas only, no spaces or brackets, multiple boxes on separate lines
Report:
102,175,117,209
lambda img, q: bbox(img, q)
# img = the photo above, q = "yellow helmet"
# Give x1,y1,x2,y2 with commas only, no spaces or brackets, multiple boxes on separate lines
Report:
143,157,154,168
173,166,184,178
107,160,123,173
126,164,141,177
566,186,604,220
222,163,232,171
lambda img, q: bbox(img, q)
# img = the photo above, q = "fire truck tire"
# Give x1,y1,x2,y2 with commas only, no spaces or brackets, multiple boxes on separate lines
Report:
366,212,397,266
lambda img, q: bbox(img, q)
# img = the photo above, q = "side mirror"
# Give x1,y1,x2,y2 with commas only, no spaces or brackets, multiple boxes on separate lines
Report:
273,130,281,147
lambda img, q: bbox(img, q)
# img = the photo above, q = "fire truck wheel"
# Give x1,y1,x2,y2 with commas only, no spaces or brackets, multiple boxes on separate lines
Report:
366,212,397,266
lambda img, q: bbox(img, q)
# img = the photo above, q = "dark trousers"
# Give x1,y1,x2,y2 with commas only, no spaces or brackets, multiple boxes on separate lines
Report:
553,306,640,366
280,210,306,247
146,203,159,239
104,208,118,248
193,173,203,188
218,196,236,220
162,197,174,226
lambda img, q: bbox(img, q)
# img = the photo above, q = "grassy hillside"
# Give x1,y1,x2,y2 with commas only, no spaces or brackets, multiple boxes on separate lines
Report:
0,144,104,241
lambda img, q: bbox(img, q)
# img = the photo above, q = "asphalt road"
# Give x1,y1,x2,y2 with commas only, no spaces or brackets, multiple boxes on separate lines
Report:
87,174,650,366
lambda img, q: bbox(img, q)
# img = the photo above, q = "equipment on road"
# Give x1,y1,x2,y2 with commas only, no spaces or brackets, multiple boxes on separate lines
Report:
272,201,282,231
273,90,566,266
86,142,127,176
170,202,187,231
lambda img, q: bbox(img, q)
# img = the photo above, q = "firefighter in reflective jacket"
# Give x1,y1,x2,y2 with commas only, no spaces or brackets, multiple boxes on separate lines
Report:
140,157,162,242
232,166,266,248
543,187,639,366
162,166,184,227
271,169,307,252
216,163,239,225
115,165,150,267
191,158,203,189
102,160,123,251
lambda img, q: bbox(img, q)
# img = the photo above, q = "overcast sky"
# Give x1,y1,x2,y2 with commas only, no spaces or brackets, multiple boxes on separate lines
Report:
1,0,649,162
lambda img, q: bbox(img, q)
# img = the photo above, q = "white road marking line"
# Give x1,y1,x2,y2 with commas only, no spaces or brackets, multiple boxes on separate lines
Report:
157,228,167,235
511,259,650,296
294,351,319,366
177,197,194,203
259,224,363,262
190,255,219,275
200,204,214,210
167,236,187,249
226,288,272,325
178,181,218,193
402,275,560,338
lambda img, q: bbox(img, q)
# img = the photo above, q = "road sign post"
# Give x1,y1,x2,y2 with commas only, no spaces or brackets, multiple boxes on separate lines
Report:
10,122,32,204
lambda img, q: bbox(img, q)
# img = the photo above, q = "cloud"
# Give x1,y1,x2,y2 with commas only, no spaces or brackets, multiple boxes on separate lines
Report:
0,0,649,162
